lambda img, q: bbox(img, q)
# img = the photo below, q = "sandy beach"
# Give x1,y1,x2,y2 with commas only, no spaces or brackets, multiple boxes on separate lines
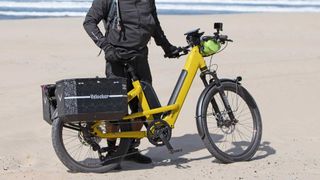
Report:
0,13,320,179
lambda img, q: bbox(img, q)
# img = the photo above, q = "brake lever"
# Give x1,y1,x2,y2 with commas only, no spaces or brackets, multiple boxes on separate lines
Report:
177,47,190,58
177,52,188,58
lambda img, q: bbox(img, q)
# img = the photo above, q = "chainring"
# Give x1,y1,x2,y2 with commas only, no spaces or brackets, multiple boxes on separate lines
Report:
147,119,172,146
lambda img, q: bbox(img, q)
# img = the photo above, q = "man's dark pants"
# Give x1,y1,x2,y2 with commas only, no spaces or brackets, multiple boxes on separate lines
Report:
105,47,152,148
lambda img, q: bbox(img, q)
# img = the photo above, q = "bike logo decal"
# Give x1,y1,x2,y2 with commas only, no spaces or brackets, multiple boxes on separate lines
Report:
64,94,127,100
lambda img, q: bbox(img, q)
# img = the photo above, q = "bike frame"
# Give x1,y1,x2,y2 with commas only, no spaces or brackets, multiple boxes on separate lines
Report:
94,46,208,139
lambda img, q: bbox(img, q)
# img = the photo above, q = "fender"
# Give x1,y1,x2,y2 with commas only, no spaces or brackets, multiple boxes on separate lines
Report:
196,78,240,139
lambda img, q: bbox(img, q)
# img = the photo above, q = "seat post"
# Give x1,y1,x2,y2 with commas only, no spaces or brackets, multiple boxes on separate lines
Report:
124,63,138,81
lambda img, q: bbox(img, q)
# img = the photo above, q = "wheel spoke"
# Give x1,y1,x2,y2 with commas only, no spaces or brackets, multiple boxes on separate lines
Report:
235,127,251,141
69,144,83,157
63,137,79,145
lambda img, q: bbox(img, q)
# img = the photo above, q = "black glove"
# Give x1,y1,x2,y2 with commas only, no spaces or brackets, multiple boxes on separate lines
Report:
103,44,119,62
104,44,140,62
163,45,180,58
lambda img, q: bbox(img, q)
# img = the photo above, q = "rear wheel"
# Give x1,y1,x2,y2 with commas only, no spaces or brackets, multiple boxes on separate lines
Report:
52,118,132,173
198,82,262,163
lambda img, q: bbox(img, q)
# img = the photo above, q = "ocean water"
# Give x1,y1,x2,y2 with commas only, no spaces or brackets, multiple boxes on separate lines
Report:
0,0,320,19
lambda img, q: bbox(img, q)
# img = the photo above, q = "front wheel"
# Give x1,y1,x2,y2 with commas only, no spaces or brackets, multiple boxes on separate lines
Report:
196,81,262,163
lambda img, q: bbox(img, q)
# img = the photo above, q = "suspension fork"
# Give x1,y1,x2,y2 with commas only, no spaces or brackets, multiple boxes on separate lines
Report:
200,70,236,125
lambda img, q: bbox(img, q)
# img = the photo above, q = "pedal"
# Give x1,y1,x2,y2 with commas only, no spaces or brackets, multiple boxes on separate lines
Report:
159,133,182,154
169,148,183,154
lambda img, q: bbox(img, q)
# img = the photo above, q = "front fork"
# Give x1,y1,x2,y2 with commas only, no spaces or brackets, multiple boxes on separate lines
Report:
200,70,237,127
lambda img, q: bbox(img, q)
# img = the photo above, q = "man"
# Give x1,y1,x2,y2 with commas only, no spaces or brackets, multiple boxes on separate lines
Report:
83,0,178,164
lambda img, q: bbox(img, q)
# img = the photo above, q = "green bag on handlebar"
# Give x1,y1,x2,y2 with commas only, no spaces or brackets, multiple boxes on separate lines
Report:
200,39,221,57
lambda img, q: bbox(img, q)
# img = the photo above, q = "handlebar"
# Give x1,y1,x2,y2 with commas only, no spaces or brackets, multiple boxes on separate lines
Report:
217,35,233,43
203,34,233,44
164,29,233,58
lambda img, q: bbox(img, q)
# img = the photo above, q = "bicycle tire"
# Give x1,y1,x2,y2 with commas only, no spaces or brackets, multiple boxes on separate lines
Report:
197,81,262,163
52,118,132,173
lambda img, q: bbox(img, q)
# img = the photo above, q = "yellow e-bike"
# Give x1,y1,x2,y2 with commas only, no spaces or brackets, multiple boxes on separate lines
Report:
51,23,262,173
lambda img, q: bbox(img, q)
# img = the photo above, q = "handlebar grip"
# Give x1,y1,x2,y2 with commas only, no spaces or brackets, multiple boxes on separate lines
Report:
219,35,228,41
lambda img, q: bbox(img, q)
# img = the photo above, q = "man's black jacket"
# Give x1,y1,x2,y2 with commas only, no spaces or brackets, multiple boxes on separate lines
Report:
83,0,172,52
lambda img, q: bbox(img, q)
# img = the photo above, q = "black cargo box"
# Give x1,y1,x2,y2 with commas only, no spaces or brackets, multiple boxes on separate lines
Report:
55,78,128,122
41,84,57,124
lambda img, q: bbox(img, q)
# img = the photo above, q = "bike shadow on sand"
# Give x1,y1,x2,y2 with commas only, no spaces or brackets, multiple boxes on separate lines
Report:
119,133,276,171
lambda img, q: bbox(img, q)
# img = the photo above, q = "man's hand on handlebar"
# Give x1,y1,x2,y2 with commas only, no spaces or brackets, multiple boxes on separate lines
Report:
164,45,179,58
164,46,189,59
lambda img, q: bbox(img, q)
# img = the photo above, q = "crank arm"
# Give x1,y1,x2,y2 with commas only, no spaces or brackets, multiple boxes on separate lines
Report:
159,133,182,154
